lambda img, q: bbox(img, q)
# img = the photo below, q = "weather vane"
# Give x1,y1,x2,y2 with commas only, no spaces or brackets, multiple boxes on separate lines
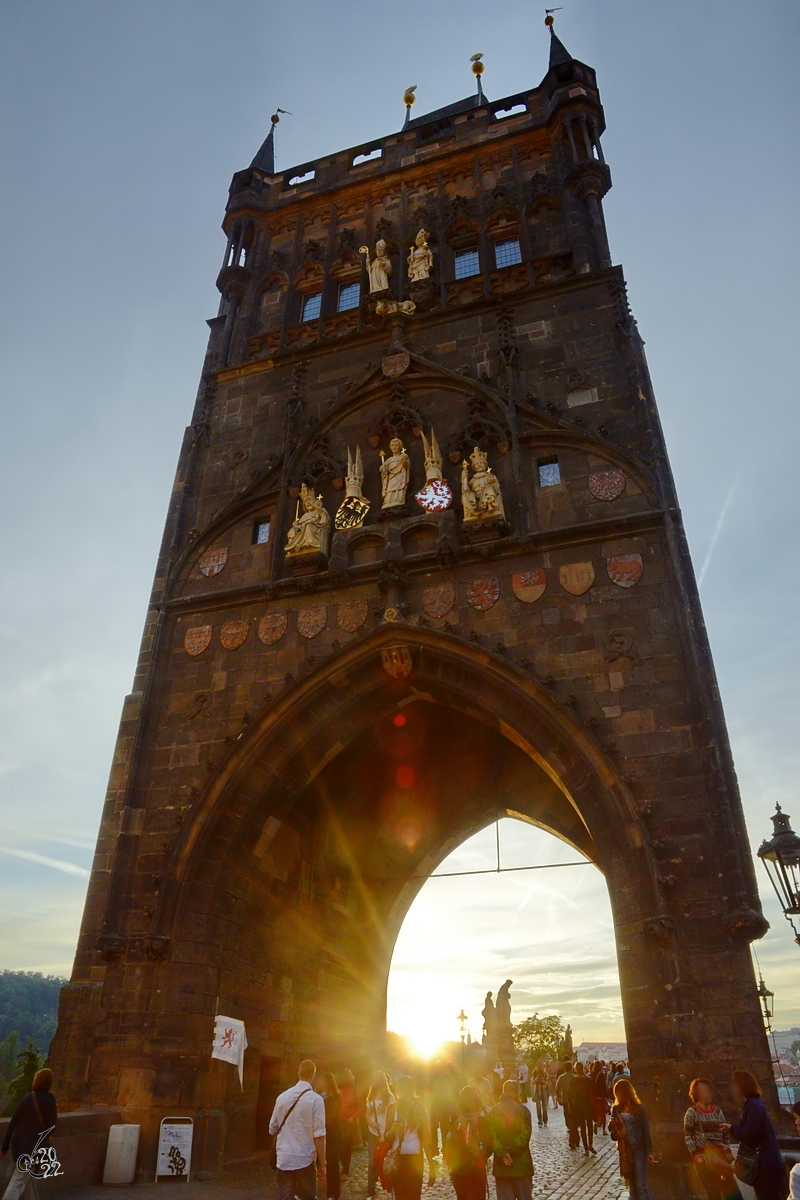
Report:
544,7,563,27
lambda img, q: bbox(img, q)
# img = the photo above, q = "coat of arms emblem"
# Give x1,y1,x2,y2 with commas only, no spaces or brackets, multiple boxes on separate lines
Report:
297,605,327,639
334,495,370,530
512,569,547,604
607,554,643,588
466,577,500,611
422,581,455,619
415,479,453,513
381,645,412,679
199,546,228,577
559,562,595,596
589,469,626,502
258,612,288,645
220,619,249,650
337,599,368,632
184,625,212,656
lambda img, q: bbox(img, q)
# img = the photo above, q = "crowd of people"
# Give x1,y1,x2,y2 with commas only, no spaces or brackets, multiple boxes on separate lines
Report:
268,1058,800,1200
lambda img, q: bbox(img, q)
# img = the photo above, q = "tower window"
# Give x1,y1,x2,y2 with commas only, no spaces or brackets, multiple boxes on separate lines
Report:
495,238,522,269
253,519,271,545
454,248,480,279
538,458,561,487
337,282,360,312
302,292,322,322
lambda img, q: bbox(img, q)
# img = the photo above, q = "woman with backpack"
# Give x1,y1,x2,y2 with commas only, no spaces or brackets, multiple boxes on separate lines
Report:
609,1077,654,1200
444,1087,492,1200
383,1076,436,1200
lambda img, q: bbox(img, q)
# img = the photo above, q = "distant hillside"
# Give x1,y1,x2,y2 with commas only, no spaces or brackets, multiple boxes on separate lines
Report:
0,971,66,1052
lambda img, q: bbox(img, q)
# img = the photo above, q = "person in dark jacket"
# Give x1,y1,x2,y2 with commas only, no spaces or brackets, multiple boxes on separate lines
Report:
316,1071,342,1200
570,1062,596,1156
489,1080,534,1200
722,1071,785,1200
444,1086,492,1200
610,1078,653,1200
0,1068,58,1200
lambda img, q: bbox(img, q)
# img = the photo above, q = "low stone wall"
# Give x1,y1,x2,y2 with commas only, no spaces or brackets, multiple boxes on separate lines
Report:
0,1110,122,1193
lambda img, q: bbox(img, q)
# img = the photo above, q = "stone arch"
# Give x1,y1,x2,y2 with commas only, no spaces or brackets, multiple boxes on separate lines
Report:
148,625,668,1085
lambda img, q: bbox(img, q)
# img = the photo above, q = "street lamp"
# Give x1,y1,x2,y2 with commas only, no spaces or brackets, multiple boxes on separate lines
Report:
757,805,800,946
457,1009,468,1074
757,975,774,1025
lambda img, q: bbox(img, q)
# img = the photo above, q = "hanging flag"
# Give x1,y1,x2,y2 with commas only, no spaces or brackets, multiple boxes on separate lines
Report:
211,1016,248,1088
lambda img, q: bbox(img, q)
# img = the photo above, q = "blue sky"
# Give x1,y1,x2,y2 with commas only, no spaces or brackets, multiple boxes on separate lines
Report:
0,0,798,1043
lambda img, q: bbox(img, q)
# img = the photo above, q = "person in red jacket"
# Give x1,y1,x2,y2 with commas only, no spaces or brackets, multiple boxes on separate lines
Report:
337,1069,365,1180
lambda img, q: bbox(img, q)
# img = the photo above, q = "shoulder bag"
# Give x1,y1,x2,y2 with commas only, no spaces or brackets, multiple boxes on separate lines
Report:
734,1143,759,1187
269,1091,306,1171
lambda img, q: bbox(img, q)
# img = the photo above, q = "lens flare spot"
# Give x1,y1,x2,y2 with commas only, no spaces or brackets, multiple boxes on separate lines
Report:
392,713,407,727
395,764,416,789
396,815,422,851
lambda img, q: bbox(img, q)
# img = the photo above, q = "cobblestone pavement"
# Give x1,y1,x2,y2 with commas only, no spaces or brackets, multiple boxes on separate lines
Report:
57,1104,627,1200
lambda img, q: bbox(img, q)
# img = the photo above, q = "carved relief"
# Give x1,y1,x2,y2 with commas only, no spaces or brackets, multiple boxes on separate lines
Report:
512,569,547,603
337,599,368,633
199,547,228,578
220,619,249,651
258,613,288,645
607,554,643,588
589,469,626,501
559,563,595,596
466,577,501,611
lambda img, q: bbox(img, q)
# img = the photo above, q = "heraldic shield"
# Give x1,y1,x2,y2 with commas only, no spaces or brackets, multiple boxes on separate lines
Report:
199,546,228,577
220,619,249,650
607,553,643,588
381,645,412,679
422,581,455,619
337,599,368,632
184,625,212,656
258,612,288,645
297,606,327,639
588,468,626,502
466,577,500,611
512,568,547,604
559,562,595,596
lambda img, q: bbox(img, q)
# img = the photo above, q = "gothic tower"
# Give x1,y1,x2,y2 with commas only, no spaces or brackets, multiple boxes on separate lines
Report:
50,25,773,1195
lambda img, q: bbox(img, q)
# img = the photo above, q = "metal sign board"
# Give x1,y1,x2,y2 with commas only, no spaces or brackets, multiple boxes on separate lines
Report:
156,1118,193,1182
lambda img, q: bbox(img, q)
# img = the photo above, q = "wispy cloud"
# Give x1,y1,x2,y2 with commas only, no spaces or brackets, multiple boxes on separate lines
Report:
0,847,89,878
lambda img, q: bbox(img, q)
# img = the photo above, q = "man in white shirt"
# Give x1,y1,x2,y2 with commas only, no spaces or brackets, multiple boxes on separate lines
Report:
269,1060,326,1200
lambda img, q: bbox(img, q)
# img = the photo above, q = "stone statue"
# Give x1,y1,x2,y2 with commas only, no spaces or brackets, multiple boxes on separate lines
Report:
379,437,410,510
285,483,331,557
407,229,433,282
461,446,505,523
565,1024,573,1058
420,427,444,482
482,991,496,1042
496,979,513,1027
335,446,370,530
361,239,391,293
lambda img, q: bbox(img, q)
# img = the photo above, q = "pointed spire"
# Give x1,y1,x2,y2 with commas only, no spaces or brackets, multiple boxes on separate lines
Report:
251,110,290,175
545,11,573,68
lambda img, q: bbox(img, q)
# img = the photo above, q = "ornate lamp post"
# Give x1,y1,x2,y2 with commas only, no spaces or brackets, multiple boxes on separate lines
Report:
457,1009,468,1074
757,805,800,946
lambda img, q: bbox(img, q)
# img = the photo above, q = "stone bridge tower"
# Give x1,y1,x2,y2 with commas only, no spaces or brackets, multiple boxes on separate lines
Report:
50,24,773,1196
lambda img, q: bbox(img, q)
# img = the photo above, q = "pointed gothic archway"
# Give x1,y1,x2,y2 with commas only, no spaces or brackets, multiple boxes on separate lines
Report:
133,624,673,1155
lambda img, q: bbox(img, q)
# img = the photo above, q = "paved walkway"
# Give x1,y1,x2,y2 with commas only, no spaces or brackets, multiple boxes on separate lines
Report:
57,1105,627,1200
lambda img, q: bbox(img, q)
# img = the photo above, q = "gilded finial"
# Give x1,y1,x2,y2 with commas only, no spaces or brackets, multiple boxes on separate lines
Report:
470,53,486,104
403,84,417,108
544,7,562,28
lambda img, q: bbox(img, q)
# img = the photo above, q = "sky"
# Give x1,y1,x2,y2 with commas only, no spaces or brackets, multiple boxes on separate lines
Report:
0,0,798,1046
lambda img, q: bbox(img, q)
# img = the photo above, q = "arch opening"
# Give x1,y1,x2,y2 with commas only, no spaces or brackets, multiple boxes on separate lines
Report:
386,816,623,1061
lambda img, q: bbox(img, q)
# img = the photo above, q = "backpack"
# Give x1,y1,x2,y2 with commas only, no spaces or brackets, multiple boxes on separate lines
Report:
445,1116,485,1172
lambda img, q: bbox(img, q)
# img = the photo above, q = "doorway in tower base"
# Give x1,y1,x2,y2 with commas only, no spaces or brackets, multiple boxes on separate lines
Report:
386,817,624,1060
